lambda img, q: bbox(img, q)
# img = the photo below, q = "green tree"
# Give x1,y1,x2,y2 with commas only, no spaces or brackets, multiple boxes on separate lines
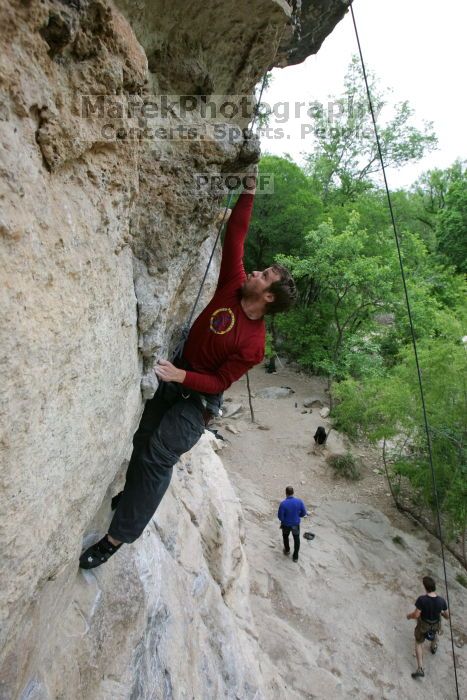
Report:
414,160,465,215
245,155,322,271
277,211,397,378
333,336,467,561
304,55,437,200
411,160,466,252
436,170,467,273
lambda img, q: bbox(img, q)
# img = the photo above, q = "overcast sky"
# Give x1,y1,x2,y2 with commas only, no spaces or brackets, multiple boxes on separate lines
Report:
260,0,466,188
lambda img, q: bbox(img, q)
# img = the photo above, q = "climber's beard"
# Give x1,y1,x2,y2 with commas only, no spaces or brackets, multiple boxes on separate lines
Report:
241,274,261,300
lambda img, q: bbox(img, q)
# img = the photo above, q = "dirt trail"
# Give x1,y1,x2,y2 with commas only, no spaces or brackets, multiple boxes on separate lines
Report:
214,365,466,699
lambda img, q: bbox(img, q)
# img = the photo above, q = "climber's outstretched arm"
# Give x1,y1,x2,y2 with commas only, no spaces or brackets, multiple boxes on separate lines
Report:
217,177,256,289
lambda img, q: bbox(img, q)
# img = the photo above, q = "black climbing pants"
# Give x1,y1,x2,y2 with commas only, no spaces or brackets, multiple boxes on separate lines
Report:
282,524,300,557
108,382,206,543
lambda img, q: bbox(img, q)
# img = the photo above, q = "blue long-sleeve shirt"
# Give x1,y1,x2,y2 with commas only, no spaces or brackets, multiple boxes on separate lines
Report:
278,496,307,527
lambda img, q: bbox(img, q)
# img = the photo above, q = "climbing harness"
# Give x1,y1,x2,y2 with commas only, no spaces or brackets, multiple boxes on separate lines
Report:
349,3,460,696
424,624,438,643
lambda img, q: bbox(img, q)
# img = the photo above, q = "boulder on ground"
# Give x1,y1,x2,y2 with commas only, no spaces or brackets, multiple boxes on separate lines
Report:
256,386,294,399
303,396,324,408
320,407,330,418
222,402,243,418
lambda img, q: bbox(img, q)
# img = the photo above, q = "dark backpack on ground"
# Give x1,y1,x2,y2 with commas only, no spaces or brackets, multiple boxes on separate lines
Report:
314,426,327,445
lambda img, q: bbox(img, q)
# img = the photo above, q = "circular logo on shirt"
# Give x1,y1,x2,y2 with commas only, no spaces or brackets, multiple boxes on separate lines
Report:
210,307,235,335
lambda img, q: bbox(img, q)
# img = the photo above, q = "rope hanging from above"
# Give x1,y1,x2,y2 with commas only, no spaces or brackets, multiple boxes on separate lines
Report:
349,3,460,697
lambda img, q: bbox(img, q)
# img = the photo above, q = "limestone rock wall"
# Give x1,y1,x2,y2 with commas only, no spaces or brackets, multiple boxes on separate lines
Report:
0,1,347,697
6,434,290,699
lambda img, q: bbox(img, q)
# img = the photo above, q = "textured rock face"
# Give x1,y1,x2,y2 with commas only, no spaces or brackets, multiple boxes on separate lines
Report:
5,435,288,699
277,0,350,66
0,1,346,696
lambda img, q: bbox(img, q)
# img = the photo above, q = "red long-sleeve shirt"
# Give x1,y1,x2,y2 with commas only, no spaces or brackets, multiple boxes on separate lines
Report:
181,192,265,394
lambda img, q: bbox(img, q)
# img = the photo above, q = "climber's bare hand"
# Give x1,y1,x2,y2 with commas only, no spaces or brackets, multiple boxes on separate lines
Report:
154,359,186,384
243,170,257,193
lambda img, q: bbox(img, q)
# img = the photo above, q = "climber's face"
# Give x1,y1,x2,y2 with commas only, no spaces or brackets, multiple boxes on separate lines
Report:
242,267,281,302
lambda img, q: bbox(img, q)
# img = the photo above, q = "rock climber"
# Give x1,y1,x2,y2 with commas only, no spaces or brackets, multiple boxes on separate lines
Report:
278,486,308,562
406,575,450,679
80,171,297,569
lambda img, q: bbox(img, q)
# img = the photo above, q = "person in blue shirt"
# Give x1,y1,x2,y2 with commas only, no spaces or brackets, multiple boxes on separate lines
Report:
277,486,308,562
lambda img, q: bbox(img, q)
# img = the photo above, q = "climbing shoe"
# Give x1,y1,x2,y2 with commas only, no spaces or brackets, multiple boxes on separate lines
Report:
283,548,290,555
411,668,424,679
111,491,123,511
293,554,299,562
79,535,122,569
430,642,438,655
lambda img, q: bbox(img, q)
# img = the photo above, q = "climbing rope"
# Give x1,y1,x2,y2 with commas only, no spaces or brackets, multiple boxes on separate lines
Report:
171,71,270,362
349,3,460,696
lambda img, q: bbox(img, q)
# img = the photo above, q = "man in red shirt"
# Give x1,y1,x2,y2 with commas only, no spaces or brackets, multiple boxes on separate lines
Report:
80,175,296,568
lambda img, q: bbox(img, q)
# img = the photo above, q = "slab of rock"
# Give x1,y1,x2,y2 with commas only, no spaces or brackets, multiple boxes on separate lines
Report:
222,402,243,418
303,396,324,408
256,386,294,399
3,434,275,699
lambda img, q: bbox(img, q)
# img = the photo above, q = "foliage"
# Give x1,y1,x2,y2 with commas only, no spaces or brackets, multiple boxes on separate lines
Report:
436,170,467,273
264,328,273,358
276,212,397,378
245,155,322,271
332,339,467,543
412,160,467,268
303,56,437,199
413,160,465,215
327,452,361,481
